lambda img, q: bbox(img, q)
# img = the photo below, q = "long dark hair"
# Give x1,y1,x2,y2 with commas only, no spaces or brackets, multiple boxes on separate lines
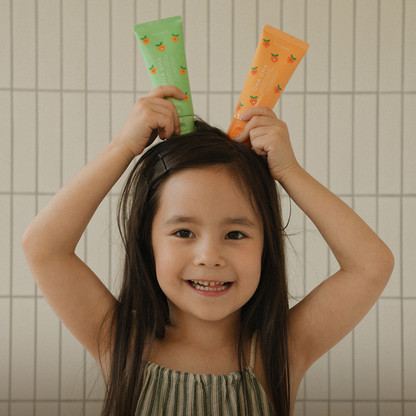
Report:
99,117,290,415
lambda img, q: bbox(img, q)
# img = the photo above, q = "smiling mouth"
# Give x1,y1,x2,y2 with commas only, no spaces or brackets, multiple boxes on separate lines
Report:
188,280,232,292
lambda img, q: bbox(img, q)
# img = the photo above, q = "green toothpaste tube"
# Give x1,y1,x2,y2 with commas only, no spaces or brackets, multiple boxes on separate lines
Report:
134,16,195,135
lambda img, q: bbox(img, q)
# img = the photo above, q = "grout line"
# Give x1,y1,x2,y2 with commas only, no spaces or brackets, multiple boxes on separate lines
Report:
34,0,39,413
2,191,416,198
83,1,88,413
327,1,332,412
351,0,357,411
2,87,416,95
302,0,308,410
400,0,405,414
376,0,381,413
8,0,13,414
58,1,63,414
2,294,415,300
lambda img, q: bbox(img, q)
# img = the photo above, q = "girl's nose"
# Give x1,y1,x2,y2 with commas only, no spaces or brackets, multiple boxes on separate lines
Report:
194,239,225,268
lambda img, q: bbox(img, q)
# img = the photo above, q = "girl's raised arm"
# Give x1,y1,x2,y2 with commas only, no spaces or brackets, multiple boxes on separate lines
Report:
234,107,394,377
22,86,186,365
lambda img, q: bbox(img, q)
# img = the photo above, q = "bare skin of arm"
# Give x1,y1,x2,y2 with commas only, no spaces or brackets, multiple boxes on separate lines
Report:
22,86,186,365
234,107,394,409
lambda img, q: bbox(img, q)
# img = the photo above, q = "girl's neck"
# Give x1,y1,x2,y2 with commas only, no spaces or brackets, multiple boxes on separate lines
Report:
163,305,242,351
148,310,246,376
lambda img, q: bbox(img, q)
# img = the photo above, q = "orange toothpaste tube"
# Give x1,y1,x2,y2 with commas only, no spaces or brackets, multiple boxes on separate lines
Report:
227,25,309,139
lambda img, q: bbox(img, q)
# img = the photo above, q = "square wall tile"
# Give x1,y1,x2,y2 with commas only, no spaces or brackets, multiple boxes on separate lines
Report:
305,94,329,186
306,0,330,92
0,0,11,88
354,304,378,400
379,402,403,416
38,0,61,90
0,299,10,400
329,332,353,400
378,299,402,400
378,94,402,195
353,94,377,195
329,402,353,416
330,0,354,92
354,402,377,416
258,0,282,39
404,0,416,91
87,93,111,163
329,94,353,194
281,0,307,93
85,400,104,416
304,401,328,416
62,0,86,90
403,94,416,194
36,298,60,400
0,91,11,192
12,0,36,89
160,0,183,18
111,0,135,92
11,402,34,416
61,401,84,416
85,356,105,401
405,403,416,416
379,0,403,92
209,0,232,92
305,353,329,400
11,298,35,400
13,91,37,193
233,1,257,93
354,196,377,234
12,195,36,296
35,402,59,416
192,92,208,122
378,197,401,297
60,326,85,400
281,95,305,166
403,300,416,400
403,197,416,297
354,0,378,92
0,195,11,296
62,92,86,185
208,92,232,133
38,91,62,193
87,0,110,91
184,0,208,92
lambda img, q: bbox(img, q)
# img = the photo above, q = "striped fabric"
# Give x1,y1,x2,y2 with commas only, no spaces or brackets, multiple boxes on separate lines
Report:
135,332,274,415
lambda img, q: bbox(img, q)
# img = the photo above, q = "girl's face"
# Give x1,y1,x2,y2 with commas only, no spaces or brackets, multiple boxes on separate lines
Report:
151,166,264,325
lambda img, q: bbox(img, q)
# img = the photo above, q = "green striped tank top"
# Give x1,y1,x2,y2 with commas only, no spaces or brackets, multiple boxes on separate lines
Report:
135,332,274,415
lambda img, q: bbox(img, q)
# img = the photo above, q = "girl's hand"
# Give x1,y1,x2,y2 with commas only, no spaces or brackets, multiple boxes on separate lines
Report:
234,107,300,182
115,85,187,157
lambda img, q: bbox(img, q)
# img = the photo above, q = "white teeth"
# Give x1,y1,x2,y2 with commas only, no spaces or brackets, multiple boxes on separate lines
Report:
189,280,231,292
192,280,226,287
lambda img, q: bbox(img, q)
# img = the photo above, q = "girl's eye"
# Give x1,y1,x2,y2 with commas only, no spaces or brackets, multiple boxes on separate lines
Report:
174,229,195,238
226,231,246,240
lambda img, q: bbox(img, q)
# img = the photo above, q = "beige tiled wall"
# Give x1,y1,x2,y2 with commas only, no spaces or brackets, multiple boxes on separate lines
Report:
1,0,415,415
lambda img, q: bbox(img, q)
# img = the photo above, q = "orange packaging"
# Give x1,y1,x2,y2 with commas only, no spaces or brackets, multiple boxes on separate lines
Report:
227,25,309,139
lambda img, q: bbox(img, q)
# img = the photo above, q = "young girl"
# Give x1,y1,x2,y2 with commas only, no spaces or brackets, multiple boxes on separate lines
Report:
22,85,394,416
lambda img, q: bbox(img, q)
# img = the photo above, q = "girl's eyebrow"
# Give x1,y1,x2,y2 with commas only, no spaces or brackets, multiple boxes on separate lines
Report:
164,216,256,228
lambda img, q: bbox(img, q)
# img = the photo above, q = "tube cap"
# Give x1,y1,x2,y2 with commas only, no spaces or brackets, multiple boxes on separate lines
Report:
178,115,196,136
227,119,248,140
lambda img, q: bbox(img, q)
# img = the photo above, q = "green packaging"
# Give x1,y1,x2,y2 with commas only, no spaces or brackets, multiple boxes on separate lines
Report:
134,16,195,135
